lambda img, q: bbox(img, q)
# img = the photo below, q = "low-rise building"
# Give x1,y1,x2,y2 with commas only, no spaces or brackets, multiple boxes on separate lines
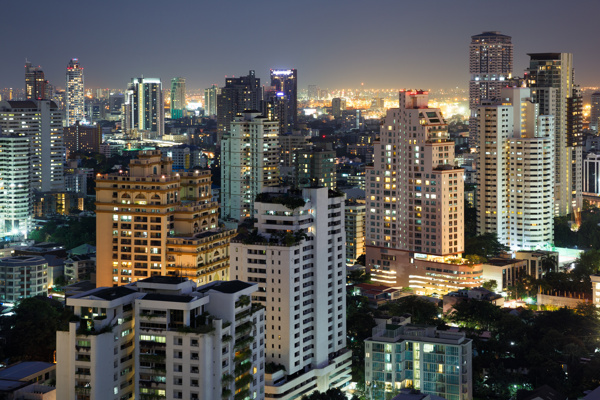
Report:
442,287,504,313
64,254,96,283
481,258,528,292
0,256,48,303
350,283,404,307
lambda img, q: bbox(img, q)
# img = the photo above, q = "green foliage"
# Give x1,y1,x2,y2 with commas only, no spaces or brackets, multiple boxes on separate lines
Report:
481,280,498,292
28,216,96,249
302,388,358,400
347,269,371,285
464,199,477,239
255,193,306,210
355,254,366,266
463,233,509,259
346,294,376,393
446,299,503,331
380,295,441,325
265,362,286,374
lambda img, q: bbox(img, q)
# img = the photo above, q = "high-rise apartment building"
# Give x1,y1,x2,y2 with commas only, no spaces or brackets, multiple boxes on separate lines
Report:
332,98,346,118
124,77,165,137
477,87,555,250
170,77,186,119
204,84,220,117
220,111,279,223
66,58,85,126
365,91,480,295
232,186,352,399
345,199,366,265
278,132,308,168
591,92,600,133
365,316,472,400
95,150,234,287
295,145,336,189
25,60,48,100
269,69,297,133
56,277,265,400
527,53,582,215
0,134,32,236
217,71,262,137
468,32,513,149
64,121,102,153
0,100,64,193
584,153,600,194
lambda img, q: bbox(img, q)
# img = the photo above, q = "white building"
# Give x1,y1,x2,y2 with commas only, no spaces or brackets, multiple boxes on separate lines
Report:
231,186,352,399
0,100,65,193
204,84,220,117
0,255,48,303
56,277,265,400
124,77,165,137
365,317,472,400
0,134,31,236
477,87,555,250
221,111,280,223
66,58,85,126
583,153,600,194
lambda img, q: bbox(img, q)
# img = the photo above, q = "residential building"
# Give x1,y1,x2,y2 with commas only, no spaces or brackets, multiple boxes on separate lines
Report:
204,84,220,117
527,53,582,215
591,274,600,308
349,283,403,307
217,71,262,138
366,90,477,295
296,145,336,189
345,199,365,265
591,92,600,133
279,132,308,168
64,254,96,282
65,170,87,195
124,77,165,137
33,191,83,216
365,317,472,400
477,87,555,250
0,133,31,236
231,187,352,399
584,153,600,194
56,277,265,400
25,60,48,100
468,31,513,149
481,257,527,292
0,255,48,303
269,69,298,132
220,111,279,223
170,77,186,119
442,287,504,313
66,59,85,126
332,98,346,118
95,150,234,287
64,121,102,153
0,100,65,193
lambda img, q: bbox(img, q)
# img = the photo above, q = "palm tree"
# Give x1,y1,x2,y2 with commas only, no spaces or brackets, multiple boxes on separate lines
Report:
540,253,558,276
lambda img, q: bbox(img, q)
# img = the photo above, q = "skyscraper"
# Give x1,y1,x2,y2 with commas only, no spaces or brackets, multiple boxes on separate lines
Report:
25,60,47,100
590,92,600,133
0,133,32,236
203,84,220,116
468,32,513,148
232,186,352,398
477,87,555,250
331,97,346,118
216,71,262,138
66,58,85,126
170,77,186,119
527,53,582,215
124,77,165,137
220,111,279,223
365,91,480,295
269,69,297,133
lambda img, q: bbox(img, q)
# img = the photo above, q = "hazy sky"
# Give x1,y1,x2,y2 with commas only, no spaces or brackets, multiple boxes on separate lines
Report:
1,0,599,92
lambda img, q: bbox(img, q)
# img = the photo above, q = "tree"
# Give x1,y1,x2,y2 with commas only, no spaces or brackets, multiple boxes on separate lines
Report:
302,388,358,400
446,299,503,331
482,280,498,292
355,254,366,266
383,295,441,325
347,269,371,284
464,233,509,259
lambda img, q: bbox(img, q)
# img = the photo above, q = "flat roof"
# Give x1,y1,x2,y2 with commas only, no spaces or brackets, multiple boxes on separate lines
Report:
0,361,54,381
141,293,195,303
87,286,137,301
139,276,187,284
209,280,253,294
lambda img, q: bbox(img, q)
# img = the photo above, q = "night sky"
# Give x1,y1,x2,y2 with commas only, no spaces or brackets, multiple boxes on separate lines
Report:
2,0,599,91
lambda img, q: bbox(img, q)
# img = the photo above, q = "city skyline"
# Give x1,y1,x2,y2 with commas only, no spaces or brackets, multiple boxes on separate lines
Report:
1,1,599,91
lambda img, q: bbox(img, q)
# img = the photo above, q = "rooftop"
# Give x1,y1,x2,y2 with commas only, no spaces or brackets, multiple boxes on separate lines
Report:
141,293,195,303
138,276,187,285
0,361,55,381
206,280,253,294
84,286,137,301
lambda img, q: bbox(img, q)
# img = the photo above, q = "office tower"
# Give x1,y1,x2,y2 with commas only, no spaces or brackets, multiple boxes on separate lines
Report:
269,69,297,132
295,144,336,189
584,153,600,194
66,58,85,126
95,150,234,287
0,100,64,193
365,316,472,400
477,87,555,250
527,53,582,215
591,92,600,133
345,199,366,265
220,111,279,223
365,91,479,295
217,71,262,137
170,77,186,119
204,84,220,117
308,85,319,101
468,31,513,149
124,77,165,137
56,277,265,400
278,132,308,168
331,97,346,118
64,121,102,153
25,60,47,100
0,134,32,236
232,186,352,399
264,89,290,136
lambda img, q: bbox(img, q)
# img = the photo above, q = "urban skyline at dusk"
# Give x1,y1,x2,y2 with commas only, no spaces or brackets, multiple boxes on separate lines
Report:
2,0,600,91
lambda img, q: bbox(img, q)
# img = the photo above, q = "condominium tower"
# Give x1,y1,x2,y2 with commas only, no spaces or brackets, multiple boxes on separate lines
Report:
591,92,600,133
217,71,262,138
0,134,32,236
204,84,220,117
477,87,555,250
95,150,234,287
66,58,85,126
170,77,186,119
468,32,513,149
231,187,352,399
269,69,298,133
365,91,481,295
124,77,165,137
25,60,48,100
220,111,279,223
